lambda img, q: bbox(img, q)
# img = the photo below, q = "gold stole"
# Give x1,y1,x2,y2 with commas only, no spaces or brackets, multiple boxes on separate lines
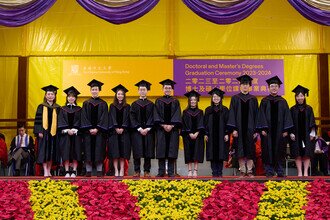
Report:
42,106,57,136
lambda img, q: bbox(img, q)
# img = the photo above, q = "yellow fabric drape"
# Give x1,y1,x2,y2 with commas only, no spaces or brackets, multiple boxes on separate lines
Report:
42,105,57,136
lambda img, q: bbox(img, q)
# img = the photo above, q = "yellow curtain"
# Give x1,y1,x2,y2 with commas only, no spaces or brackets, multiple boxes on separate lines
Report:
0,57,18,146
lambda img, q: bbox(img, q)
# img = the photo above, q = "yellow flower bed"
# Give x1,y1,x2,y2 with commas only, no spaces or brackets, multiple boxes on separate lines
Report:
123,179,219,220
28,178,86,220
256,180,309,220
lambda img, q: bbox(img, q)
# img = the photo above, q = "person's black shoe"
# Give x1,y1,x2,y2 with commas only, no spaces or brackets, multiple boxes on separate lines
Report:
14,170,20,176
96,171,103,177
277,174,285,177
86,172,92,177
266,173,273,178
156,173,165,177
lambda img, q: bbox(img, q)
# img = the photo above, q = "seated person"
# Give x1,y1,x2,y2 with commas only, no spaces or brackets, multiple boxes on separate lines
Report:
8,125,34,176
0,132,7,168
311,132,329,176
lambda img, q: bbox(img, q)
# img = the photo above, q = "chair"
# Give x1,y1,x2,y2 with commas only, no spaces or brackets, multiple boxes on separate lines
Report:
8,154,32,176
285,157,311,176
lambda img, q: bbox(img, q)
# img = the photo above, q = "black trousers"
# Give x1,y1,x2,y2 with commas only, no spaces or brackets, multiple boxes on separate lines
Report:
134,158,151,172
158,158,175,176
211,160,224,177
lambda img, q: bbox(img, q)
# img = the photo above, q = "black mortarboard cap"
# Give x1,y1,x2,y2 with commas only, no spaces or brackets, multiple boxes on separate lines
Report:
41,85,59,93
63,86,80,96
208,88,225,98
266,76,283,86
159,79,176,88
184,90,201,99
236,75,253,84
292,85,309,96
135,80,152,90
112,84,128,93
87,79,104,90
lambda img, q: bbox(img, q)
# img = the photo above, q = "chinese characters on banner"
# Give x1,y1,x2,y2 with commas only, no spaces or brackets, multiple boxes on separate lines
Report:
173,59,284,96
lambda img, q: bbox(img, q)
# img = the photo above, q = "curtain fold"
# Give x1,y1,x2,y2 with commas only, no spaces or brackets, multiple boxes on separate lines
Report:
288,0,330,26
182,0,264,25
76,0,159,25
0,0,56,27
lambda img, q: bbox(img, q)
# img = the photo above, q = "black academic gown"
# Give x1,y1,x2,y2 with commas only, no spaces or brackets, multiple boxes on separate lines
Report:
57,105,82,162
108,103,131,160
256,95,293,165
33,103,60,164
130,99,155,159
227,93,258,159
290,104,316,158
182,108,204,164
154,96,181,159
81,97,108,163
204,105,229,161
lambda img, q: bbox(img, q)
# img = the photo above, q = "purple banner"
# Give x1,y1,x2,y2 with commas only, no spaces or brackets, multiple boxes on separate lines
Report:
174,59,284,96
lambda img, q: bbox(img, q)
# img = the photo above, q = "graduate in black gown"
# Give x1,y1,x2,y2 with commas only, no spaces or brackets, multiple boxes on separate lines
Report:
33,85,60,177
289,85,316,177
204,88,229,177
256,76,293,177
109,84,131,177
182,90,204,177
57,86,82,178
81,79,108,177
227,75,258,177
130,80,155,177
154,79,181,177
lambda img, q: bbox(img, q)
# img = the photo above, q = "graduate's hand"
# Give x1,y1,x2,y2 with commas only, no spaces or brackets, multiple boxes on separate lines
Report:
310,135,315,141
189,133,195,139
224,135,229,142
204,135,208,142
290,133,296,141
167,125,174,132
141,129,148,136
253,133,258,139
115,128,121,134
195,132,199,138
326,141,330,146
68,130,74,136
261,131,267,136
282,132,288,137
233,130,238,137
38,133,43,138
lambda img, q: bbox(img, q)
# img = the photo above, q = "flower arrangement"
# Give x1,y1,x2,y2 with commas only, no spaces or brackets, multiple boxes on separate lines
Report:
0,180,33,220
29,178,86,219
303,179,330,220
73,180,140,220
256,180,309,219
199,181,265,219
123,179,219,219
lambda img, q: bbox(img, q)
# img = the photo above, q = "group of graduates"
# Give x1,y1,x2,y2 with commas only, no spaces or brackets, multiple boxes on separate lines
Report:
31,74,318,178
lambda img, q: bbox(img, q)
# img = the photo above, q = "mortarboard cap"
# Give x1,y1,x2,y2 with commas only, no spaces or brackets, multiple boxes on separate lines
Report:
87,79,104,90
208,88,225,98
292,85,309,96
236,75,253,85
42,85,59,93
63,86,80,96
135,80,152,90
159,79,176,89
112,84,128,93
184,90,201,100
266,75,282,86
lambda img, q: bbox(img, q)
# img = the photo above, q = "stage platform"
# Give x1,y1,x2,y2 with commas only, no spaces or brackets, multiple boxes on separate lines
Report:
2,175,329,182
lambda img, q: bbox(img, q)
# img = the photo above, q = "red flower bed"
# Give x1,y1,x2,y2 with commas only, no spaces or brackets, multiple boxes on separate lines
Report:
73,180,140,220
199,181,265,220
304,179,330,220
0,181,33,220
